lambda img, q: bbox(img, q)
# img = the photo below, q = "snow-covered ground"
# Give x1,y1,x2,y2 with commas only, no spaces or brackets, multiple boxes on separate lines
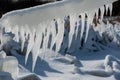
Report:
0,0,120,80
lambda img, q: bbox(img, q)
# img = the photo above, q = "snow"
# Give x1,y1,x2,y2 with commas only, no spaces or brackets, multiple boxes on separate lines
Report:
0,0,120,80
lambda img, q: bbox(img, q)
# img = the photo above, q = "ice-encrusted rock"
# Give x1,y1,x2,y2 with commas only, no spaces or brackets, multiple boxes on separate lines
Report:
0,51,6,58
0,56,19,80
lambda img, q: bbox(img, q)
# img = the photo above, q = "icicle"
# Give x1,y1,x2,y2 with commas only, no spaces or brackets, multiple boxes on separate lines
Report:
68,14,76,49
25,28,36,64
55,18,64,52
41,22,52,59
105,4,109,15
95,9,98,20
84,11,95,43
109,3,113,16
24,25,30,40
100,6,105,21
50,20,57,50
46,28,51,49
75,16,82,50
20,27,25,52
75,18,79,39
32,32,42,72
80,13,85,41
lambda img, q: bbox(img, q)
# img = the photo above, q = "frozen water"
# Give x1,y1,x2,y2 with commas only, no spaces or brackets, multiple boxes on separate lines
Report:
31,31,43,71
105,4,109,15
109,3,113,16
20,27,25,52
68,14,77,50
84,11,95,43
55,19,64,52
0,0,118,75
100,6,105,21
25,29,35,64
80,13,85,43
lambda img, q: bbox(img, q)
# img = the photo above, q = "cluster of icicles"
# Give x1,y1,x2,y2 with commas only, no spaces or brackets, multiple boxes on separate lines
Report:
2,3,113,71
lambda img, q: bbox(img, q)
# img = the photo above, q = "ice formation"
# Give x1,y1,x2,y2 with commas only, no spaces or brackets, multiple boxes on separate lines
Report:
0,0,118,71
0,52,18,80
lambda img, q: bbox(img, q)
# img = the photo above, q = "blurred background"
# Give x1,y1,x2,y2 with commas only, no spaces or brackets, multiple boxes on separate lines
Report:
0,0,120,18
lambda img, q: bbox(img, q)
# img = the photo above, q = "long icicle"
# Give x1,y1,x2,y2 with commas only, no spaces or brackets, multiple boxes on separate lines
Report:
105,4,109,15
55,18,64,52
32,32,42,72
84,11,95,43
109,3,113,16
68,14,76,49
25,28,35,64
100,6,105,21
80,13,85,42
50,20,57,50
20,27,25,52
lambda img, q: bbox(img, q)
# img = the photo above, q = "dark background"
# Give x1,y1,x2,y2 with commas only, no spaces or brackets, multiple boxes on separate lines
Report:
0,0,120,18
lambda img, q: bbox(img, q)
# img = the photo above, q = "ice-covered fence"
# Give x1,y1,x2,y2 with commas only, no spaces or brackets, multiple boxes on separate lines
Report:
0,0,117,71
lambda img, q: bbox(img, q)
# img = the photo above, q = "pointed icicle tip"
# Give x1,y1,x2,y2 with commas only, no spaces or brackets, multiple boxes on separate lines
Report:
109,3,113,16
105,4,109,15
100,6,105,21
